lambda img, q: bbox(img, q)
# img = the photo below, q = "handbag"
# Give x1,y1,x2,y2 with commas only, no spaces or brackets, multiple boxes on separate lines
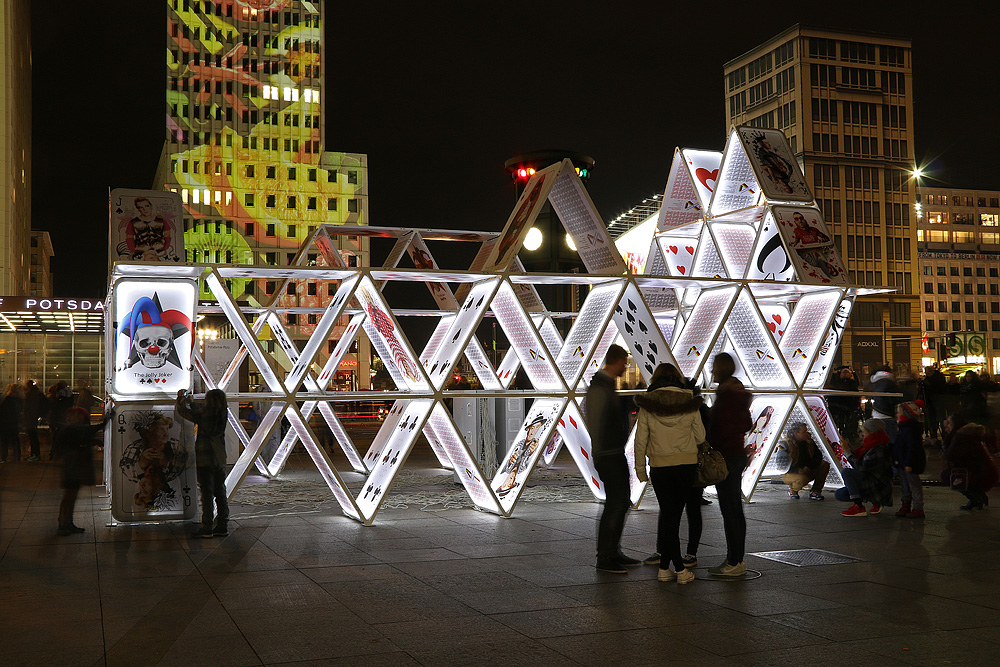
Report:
950,468,969,491
695,441,728,487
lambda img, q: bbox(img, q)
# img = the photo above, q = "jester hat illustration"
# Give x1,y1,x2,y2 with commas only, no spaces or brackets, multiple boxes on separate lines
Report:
118,293,192,370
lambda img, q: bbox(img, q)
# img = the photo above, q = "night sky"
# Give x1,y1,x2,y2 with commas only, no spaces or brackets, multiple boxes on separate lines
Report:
31,3,998,297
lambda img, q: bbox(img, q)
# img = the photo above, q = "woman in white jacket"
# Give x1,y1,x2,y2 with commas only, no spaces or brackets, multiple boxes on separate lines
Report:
634,363,705,584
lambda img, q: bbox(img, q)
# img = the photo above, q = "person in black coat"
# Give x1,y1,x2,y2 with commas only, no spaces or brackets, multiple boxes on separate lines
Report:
0,383,25,463
56,406,110,535
893,401,926,518
22,380,48,461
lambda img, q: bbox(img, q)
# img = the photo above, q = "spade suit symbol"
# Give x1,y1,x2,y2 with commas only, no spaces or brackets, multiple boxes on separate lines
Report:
626,311,635,324
638,320,648,334
627,299,637,312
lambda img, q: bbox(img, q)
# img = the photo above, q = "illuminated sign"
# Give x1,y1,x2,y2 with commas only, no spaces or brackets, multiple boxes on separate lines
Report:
0,297,105,312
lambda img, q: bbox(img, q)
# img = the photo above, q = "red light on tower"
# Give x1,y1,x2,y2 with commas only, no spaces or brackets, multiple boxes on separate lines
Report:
517,168,528,178
527,167,536,176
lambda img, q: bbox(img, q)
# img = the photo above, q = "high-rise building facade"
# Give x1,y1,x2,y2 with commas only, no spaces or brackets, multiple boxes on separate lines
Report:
0,0,31,295
155,0,371,388
724,25,919,378
916,186,1000,373
28,231,53,297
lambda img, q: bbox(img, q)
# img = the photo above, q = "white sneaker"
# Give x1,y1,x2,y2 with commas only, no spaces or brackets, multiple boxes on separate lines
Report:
676,568,695,584
657,568,677,582
708,561,747,577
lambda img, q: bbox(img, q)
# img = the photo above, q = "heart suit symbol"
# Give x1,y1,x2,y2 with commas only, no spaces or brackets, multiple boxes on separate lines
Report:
695,167,718,192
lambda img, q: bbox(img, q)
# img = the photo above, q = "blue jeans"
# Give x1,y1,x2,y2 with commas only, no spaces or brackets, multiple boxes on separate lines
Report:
841,466,862,500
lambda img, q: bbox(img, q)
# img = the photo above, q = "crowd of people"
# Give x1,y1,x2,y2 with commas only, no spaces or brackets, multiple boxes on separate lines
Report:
0,379,90,463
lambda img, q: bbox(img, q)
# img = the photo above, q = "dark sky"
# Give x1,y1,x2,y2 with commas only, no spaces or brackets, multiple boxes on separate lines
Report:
32,3,997,297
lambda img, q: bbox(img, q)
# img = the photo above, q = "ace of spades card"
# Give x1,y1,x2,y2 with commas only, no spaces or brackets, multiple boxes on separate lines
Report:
746,214,794,281
111,405,196,523
612,285,673,381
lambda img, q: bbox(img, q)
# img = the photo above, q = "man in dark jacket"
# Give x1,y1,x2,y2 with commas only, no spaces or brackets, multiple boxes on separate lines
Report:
705,353,753,577
869,367,900,443
586,344,634,574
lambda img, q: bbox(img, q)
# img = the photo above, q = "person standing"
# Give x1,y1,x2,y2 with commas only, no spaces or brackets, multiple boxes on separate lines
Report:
586,344,636,574
22,380,48,461
56,406,110,535
633,363,704,584
47,381,73,459
176,389,230,538
869,367,901,443
0,383,25,463
827,366,861,445
705,353,753,577
921,367,947,442
893,401,927,518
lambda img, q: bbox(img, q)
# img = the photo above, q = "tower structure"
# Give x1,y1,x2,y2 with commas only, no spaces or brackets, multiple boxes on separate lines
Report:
724,25,919,378
0,0,31,295
155,0,371,387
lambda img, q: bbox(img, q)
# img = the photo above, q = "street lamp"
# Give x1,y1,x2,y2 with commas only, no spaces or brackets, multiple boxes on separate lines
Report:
523,227,543,251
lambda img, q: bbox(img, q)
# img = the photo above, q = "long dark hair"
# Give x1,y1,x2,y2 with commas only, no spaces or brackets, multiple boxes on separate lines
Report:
649,363,685,389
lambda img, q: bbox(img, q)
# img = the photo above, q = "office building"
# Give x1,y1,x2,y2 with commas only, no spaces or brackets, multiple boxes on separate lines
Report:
154,0,371,388
724,25,919,378
28,231,53,297
0,0,31,295
916,186,1000,374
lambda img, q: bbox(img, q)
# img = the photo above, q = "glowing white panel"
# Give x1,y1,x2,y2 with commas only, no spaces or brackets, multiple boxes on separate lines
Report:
423,278,499,390
657,149,704,231
491,281,563,391
363,400,408,469
723,289,792,388
710,128,764,218
541,431,563,466
419,316,454,370
691,235,727,280
613,283,678,382
424,403,500,513
354,276,429,391
746,211,795,282
491,399,564,513
765,400,845,490
758,304,789,342
710,222,756,279
657,235,698,277
804,395,850,471
482,162,561,274
533,314,564,359
285,408,362,522
111,278,197,397
286,274,359,389
805,296,853,388
682,148,723,212
741,395,794,499
615,215,658,274
779,291,841,386
556,281,625,387
700,331,730,387
737,127,813,203
555,402,603,499
510,257,545,312
549,161,626,275
672,286,737,378
225,404,285,494
623,423,647,506
355,399,434,521
464,337,503,390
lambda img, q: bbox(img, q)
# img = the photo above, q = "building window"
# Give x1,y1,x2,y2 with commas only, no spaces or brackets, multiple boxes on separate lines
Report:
245,222,254,236
287,224,297,238
308,197,317,210
244,194,254,207
924,282,933,294
286,282,296,295
265,252,276,265
266,194,276,208
328,198,338,211
307,283,317,296
926,320,935,331
288,196,297,209
266,224,275,237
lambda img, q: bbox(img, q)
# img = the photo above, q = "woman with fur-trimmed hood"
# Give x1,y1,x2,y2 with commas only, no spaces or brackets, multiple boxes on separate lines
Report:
633,363,705,584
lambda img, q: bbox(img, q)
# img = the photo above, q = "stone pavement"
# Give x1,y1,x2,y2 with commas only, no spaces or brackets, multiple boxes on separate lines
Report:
3,449,1000,667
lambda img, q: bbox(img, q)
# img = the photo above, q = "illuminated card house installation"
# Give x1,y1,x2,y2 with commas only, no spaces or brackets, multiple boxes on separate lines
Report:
107,128,885,524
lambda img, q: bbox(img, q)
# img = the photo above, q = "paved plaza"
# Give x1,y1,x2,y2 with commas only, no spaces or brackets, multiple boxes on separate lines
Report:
3,446,1000,667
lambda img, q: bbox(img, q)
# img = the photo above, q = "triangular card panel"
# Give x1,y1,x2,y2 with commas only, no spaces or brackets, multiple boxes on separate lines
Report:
612,283,679,382
354,276,430,392
691,234,728,280
424,403,500,514
464,337,503,390
490,281,564,391
374,232,414,290
481,162,563,274
405,234,460,310
491,399,565,514
757,304,789,342
362,401,415,469
778,290,842,387
770,205,849,285
723,289,792,389
709,221,757,279
671,286,738,378
533,314,564,362
741,395,794,500
759,399,844,491
746,210,796,282
495,347,521,389
510,258,545,312
581,322,620,387
555,280,625,387
805,295,853,388
355,399,434,522
315,401,366,473
548,159,626,275
735,127,813,203
657,235,699,278
624,423,648,506
709,128,764,219
283,408,364,520
682,148,723,212
422,278,500,390
803,395,850,472
555,402,604,499
454,236,498,303
657,148,704,231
